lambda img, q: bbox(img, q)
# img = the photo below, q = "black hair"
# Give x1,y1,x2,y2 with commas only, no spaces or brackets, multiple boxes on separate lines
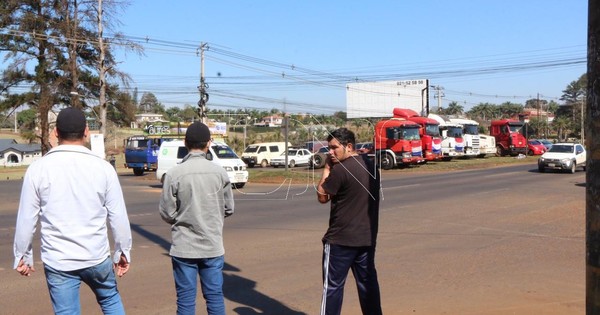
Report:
57,130,85,141
327,128,356,149
186,140,209,150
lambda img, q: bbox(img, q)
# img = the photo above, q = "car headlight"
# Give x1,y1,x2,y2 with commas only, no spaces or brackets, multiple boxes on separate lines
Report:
223,166,233,171
402,152,411,159
241,166,247,171
561,158,571,164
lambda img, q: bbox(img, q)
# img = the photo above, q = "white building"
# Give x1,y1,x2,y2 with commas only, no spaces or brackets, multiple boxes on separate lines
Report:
254,115,283,127
0,139,42,167
131,113,166,129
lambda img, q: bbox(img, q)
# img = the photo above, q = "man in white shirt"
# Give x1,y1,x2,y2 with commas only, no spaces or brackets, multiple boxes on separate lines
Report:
13,107,132,314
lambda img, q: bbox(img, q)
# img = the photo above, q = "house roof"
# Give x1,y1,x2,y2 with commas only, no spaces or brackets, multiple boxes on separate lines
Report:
0,139,41,154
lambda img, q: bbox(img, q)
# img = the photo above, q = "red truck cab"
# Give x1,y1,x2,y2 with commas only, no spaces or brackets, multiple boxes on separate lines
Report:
489,119,527,156
374,117,424,169
392,108,442,161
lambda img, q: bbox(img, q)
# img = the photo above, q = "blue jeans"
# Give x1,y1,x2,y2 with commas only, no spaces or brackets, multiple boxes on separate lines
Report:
172,255,225,315
43,257,125,315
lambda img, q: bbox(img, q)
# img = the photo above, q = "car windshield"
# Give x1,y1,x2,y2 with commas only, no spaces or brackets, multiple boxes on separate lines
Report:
284,150,298,156
244,146,258,153
211,145,239,159
548,145,573,153
529,140,541,145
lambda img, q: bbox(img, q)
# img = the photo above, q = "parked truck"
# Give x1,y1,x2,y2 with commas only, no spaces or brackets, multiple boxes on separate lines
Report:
124,135,164,176
449,118,480,158
373,117,424,170
477,134,497,158
489,119,527,156
392,108,442,162
427,114,465,161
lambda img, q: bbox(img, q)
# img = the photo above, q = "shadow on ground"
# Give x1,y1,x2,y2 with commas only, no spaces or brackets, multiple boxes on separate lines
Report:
130,223,306,315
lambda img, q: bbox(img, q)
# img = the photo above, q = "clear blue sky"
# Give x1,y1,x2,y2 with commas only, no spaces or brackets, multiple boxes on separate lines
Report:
114,0,587,115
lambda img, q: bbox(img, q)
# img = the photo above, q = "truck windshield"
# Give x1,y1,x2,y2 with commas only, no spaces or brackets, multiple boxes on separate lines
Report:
446,127,463,138
386,127,420,140
508,124,524,133
463,125,479,135
401,128,420,140
126,138,148,149
212,145,239,159
424,124,440,137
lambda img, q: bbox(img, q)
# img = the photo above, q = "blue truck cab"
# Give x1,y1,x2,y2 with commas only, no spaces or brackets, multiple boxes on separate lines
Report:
124,135,164,176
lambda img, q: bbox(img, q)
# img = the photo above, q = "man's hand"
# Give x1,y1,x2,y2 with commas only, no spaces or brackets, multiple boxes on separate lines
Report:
15,259,35,277
113,254,130,277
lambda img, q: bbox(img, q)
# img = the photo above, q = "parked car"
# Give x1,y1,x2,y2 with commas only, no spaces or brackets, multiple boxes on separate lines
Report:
527,140,546,155
537,139,553,150
310,146,330,169
356,142,374,154
270,148,313,168
538,143,586,173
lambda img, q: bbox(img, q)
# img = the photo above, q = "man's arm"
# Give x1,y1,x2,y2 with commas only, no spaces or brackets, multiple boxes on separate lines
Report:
105,169,132,270
317,156,334,204
159,173,178,224
223,180,235,217
13,169,40,273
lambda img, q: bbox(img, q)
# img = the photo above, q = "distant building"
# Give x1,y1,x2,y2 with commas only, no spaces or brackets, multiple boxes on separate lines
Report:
254,115,283,127
521,108,555,123
131,113,166,129
0,139,42,167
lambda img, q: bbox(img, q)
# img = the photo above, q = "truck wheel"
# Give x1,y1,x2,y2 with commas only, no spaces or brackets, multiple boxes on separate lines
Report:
289,160,295,168
379,153,394,170
133,168,144,176
570,160,576,174
234,183,246,189
528,149,534,156
312,155,324,169
260,159,268,168
496,146,505,157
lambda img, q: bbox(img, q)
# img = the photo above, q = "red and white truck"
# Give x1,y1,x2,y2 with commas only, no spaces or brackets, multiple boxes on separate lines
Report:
392,108,442,162
373,116,424,170
427,114,465,161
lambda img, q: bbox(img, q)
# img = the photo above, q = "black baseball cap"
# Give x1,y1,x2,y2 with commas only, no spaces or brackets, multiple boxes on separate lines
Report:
56,107,86,134
185,122,211,143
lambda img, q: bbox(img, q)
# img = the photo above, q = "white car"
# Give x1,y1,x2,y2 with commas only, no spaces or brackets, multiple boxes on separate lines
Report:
270,148,313,168
537,143,586,173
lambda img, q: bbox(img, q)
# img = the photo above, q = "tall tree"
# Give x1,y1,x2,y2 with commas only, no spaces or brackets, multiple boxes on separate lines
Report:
445,101,464,116
0,0,141,153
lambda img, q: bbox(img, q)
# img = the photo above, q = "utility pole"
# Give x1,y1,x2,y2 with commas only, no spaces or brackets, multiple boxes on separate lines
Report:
198,42,209,124
537,93,541,138
431,85,444,112
283,99,289,171
587,0,600,313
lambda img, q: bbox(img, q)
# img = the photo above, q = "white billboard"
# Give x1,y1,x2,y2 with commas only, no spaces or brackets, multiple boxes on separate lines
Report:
346,79,429,118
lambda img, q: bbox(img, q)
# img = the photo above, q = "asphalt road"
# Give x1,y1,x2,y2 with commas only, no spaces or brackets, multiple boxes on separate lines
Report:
0,162,585,315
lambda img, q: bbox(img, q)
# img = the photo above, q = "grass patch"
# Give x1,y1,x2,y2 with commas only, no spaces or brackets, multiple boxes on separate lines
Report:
247,168,320,184
395,155,535,173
